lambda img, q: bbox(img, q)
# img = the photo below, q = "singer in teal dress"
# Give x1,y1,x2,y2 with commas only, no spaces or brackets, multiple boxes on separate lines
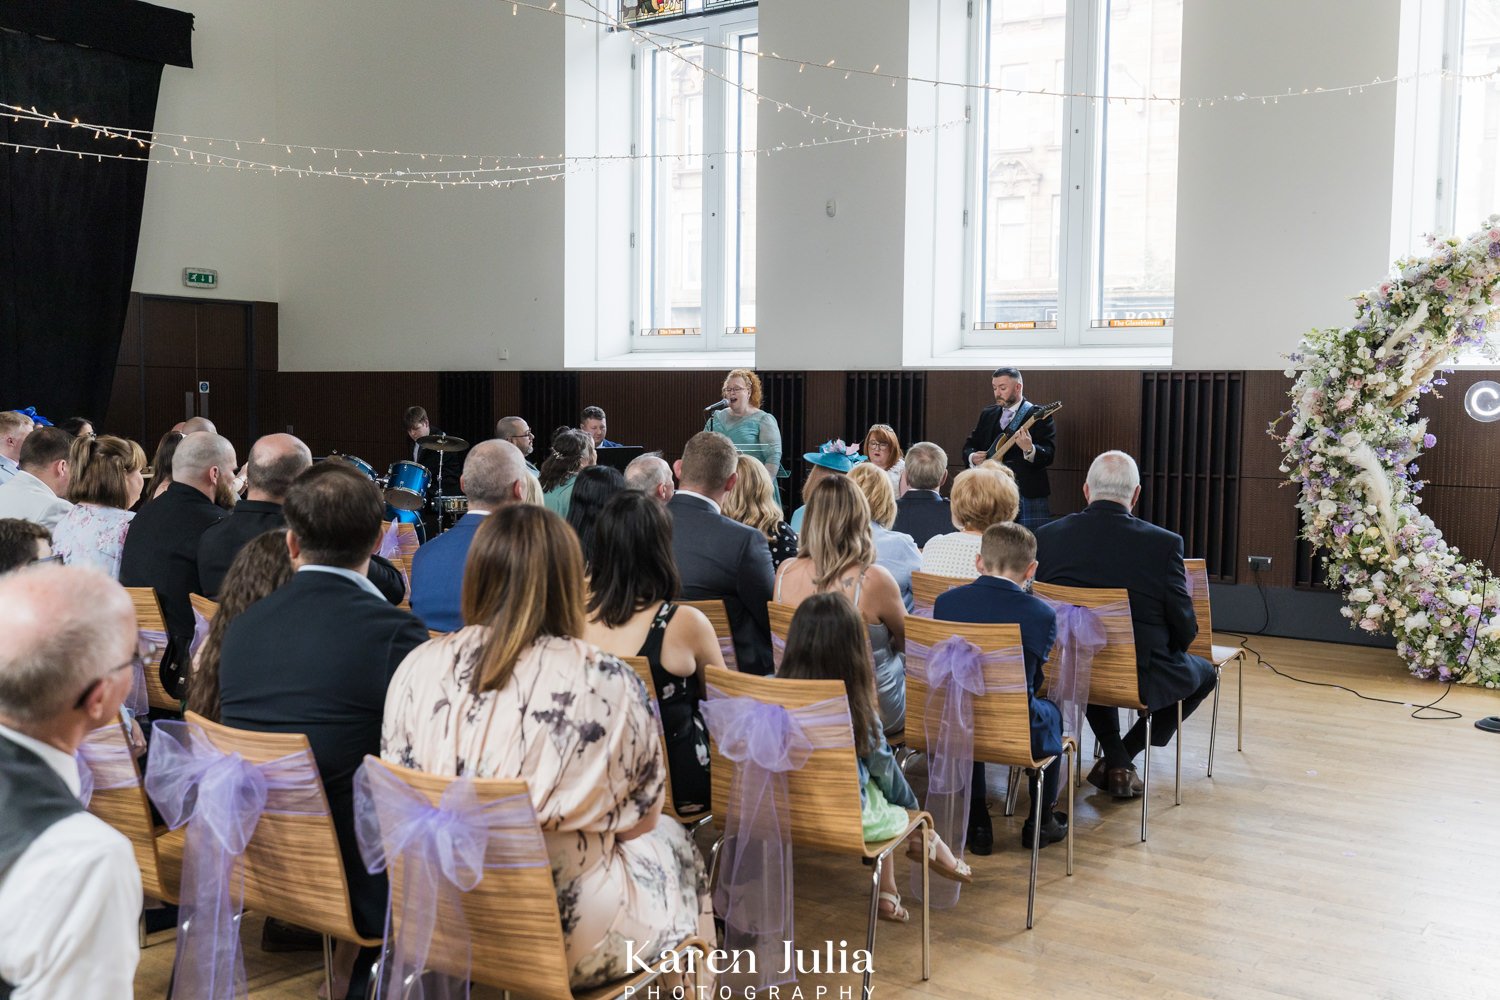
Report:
705,369,784,481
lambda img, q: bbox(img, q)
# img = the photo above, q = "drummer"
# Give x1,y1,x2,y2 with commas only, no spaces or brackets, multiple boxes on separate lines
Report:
403,405,461,497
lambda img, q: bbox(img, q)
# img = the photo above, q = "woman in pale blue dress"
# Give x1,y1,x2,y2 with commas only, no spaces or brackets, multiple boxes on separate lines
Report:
705,368,783,486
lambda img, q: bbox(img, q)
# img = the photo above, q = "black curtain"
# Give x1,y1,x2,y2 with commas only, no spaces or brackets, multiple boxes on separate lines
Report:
0,1,193,423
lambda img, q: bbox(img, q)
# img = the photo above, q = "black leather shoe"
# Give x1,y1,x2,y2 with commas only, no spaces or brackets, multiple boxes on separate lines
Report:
1020,811,1069,849
966,822,994,857
1108,766,1145,799
260,917,322,953
1086,758,1110,791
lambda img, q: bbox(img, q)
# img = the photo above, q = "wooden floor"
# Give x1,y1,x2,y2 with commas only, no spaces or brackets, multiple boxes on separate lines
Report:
134,634,1500,999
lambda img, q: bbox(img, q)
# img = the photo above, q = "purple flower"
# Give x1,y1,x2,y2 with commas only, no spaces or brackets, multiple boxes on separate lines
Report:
1423,537,1438,550
1466,605,1482,619
1423,433,1437,448
1489,242,1500,258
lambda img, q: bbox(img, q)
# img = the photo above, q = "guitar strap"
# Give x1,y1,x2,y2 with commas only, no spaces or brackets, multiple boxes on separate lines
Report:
990,399,1034,455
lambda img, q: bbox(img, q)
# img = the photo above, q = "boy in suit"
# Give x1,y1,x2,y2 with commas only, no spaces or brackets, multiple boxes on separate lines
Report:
934,522,1066,850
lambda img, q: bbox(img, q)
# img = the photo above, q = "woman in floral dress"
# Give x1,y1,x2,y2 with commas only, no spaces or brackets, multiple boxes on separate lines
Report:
382,504,711,988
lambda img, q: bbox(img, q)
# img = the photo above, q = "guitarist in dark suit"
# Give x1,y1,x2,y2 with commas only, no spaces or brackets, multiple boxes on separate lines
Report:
960,367,1056,530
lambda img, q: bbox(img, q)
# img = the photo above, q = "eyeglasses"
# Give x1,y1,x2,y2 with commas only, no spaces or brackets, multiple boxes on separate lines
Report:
510,430,534,439
73,641,158,711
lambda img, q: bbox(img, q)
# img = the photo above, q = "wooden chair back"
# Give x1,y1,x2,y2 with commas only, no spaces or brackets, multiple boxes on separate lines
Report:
81,720,180,903
704,666,868,856
902,617,1041,767
357,758,579,998
125,586,177,712
378,521,422,559
1030,582,1145,711
679,599,734,668
910,571,969,613
766,601,795,669
188,593,219,624
182,712,378,946
1183,559,1213,660
394,555,414,610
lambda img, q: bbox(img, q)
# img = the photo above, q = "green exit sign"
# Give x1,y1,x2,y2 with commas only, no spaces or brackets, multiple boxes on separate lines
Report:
183,268,218,288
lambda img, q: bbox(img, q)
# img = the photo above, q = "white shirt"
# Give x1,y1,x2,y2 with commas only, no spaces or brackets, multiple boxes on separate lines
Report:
918,531,984,580
0,454,19,486
0,723,141,999
674,488,722,516
299,563,386,599
0,470,72,530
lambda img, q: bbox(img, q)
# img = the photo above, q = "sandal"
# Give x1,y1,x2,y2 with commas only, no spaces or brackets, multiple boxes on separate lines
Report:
904,830,973,885
877,891,909,923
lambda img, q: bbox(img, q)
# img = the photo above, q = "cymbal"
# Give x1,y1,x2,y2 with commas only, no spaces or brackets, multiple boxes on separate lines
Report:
415,433,469,452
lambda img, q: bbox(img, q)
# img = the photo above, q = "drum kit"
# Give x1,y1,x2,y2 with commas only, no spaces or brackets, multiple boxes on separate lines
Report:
330,433,471,537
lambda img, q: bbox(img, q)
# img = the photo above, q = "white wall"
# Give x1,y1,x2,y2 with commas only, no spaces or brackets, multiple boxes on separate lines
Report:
1172,0,1402,370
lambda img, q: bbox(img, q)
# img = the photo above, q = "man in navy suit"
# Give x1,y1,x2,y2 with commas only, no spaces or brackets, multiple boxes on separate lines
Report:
1034,451,1217,799
667,431,775,675
935,523,1066,851
892,442,953,548
410,439,528,632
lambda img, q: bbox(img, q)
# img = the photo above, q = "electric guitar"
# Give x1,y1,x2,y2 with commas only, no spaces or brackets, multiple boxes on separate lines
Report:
987,400,1063,460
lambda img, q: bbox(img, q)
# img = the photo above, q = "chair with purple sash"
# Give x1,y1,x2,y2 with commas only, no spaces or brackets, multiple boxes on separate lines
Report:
903,616,1075,928
623,655,713,833
1032,582,1180,842
680,598,737,670
909,571,968,619
766,601,795,672
163,712,384,1000
702,666,933,997
1185,558,1248,773
78,719,184,933
353,756,710,1000
125,586,176,713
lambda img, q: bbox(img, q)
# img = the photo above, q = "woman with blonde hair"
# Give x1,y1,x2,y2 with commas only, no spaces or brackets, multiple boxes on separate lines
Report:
520,471,545,506
862,424,906,496
383,505,711,988
722,453,798,566
705,368,784,490
773,473,907,735
919,467,1019,579
848,463,922,611
52,434,147,577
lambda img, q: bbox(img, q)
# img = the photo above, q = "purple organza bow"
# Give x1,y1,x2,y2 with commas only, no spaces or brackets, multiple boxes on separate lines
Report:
377,520,403,560
132,628,167,717
1037,598,1131,782
911,599,935,618
700,687,852,990
145,720,326,1000
717,636,739,671
905,637,1025,908
770,632,785,671
76,721,141,807
353,758,549,1000
190,608,212,659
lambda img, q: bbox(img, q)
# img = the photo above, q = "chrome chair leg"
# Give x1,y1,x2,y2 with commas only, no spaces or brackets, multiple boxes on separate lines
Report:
1140,714,1152,842
705,833,725,895
1027,768,1043,930
1064,741,1075,877
1004,765,1020,816
920,820,931,981
864,852,883,999
1174,701,1183,806
322,934,335,1000
1237,653,1245,752
1207,666,1222,777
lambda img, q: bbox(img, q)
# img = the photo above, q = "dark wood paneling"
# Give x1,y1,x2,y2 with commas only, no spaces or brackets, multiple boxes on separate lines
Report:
845,372,924,450
194,368,250,451
490,373,524,432
438,372,495,452
141,299,197,366
251,302,278,372
1416,371,1500,489
197,303,250,368
1420,484,1500,567
1241,369,1290,480
278,371,439,469
102,366,142,441
520,373,579,446
1236,477,1298,588
578,371,725,460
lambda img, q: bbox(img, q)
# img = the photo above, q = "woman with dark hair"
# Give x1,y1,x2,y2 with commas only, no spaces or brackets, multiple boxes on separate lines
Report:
539,427,595,518
382,505,711,988
564,464,627,566
52,434,147,577
778,592,971,922
57,416,95,438
186,529,293,722
146,430,184,502
582,490,723,814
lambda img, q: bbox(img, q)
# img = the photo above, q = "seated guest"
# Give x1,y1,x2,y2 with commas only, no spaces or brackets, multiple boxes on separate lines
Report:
579,405,620,448
848,463,922,612
53,436,147,578
667,432,775,675
919,468,1019,579
196,434,311,597
565,464,628,567
1035,451,1218,799
583,491,723,815
186,530,293,723
521,471,545,507
494,415,538,475
934,523,1067,854
0,410,35,486
218,464,428,992
774,474,907,735
410,439,527,632
540,428,595,518
789,438,864,532
384,505,712,988
180,416,216,436
120,433,236,697
144,430,183,503
863,423,906,496
0,565,143,996
0,519,51,573
722,454,798,567
777,592,970,920
624,453,675,504
894,442,952,548
56,417,94,438
0,426,72,530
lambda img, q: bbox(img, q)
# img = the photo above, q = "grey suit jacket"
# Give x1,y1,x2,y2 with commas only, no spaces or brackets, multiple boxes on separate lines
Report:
666,493,775,675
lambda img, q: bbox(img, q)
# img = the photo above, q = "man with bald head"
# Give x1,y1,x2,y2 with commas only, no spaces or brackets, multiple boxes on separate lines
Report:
196,433,312,597
410,439,527,631
625,453,675,504
120,433,236,698
0,566,142,996
494,415,538,475
179,415,216,436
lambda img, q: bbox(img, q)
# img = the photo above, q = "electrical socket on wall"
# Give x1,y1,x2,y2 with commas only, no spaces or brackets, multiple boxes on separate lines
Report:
1248,555,1272,572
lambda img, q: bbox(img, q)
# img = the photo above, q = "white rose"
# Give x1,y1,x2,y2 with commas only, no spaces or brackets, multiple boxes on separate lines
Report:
1447,589,1471,605
1341,432,1362,449
1405,611,1429,631
1349,587,1374,603
1318,499,1338,516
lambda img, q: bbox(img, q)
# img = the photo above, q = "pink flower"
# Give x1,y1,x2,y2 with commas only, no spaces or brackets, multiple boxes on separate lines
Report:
1433,277,1451,291
1336,397,1353,411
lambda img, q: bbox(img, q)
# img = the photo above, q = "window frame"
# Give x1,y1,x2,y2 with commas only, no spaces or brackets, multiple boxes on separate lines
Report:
631,10,759,354
961,0,1176,351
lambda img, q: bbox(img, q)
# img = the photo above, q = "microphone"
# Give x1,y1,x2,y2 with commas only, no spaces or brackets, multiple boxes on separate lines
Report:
704,398,731,413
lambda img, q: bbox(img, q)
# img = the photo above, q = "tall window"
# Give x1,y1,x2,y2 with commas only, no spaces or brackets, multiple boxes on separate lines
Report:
636,13,758,350
1452,3,1500,233
966,0,1181,346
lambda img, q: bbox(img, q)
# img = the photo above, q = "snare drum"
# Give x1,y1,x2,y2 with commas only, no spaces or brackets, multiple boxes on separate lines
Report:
437,495,469,516
385,461,431,511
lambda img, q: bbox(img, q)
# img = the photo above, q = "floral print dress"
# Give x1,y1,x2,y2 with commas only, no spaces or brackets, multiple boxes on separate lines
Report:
382,628,712,988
